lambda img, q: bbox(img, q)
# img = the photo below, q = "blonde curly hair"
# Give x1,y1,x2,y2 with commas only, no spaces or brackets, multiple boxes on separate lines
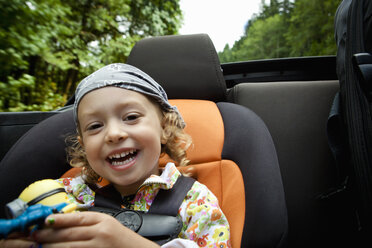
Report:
66,110,192,184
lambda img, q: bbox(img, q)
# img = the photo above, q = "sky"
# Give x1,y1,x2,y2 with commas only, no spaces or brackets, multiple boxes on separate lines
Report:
179,0,264,52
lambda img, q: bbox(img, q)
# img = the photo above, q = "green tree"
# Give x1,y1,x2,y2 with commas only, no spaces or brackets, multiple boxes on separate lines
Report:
219,0,341,63
235,14,290,61
0,0,69,111
0,0,182,111
259,0,281,19
219,0,291,62
285,0,342,56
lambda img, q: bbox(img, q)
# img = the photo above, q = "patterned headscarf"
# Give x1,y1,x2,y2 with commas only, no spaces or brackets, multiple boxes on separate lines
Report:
73,63,185,128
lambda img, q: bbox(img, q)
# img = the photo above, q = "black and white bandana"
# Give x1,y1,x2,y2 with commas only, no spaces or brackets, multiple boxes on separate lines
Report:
73,63,185,128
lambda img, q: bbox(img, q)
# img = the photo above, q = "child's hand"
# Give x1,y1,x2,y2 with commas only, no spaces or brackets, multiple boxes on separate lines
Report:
32,212,160,248
0,232,37,248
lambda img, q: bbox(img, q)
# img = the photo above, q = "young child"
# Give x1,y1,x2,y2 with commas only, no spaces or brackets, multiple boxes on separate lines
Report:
1,63,230,248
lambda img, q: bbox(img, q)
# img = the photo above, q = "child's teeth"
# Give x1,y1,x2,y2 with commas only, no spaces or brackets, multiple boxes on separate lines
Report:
112,157,134,166
108,149,136,160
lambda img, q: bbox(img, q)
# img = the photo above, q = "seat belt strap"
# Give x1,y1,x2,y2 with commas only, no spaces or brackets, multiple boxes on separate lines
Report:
94,175,196,214
149,175,195,216
94,184,123,209
91,175,195,245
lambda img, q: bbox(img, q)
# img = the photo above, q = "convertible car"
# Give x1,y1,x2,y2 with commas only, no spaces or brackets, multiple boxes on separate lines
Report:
0,30,365,248
0,33,357,247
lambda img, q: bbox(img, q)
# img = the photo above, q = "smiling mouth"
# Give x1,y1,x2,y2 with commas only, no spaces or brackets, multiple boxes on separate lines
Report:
107,149,138,166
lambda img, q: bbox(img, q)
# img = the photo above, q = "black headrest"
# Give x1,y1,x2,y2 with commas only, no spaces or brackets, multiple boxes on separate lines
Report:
127,34,227,102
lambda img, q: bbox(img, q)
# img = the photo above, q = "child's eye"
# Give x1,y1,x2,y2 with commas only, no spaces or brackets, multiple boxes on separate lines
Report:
124,114,139,122
86,123,102,130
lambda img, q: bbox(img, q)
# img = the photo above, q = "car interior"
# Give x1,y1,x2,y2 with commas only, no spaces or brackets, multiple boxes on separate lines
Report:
0,33,354,247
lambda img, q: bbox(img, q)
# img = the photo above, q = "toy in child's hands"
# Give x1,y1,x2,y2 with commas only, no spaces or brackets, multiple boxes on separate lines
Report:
0,179,76,238
0,202,70,238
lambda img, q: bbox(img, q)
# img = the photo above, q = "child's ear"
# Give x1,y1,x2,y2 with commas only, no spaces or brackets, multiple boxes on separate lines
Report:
78,136,84,146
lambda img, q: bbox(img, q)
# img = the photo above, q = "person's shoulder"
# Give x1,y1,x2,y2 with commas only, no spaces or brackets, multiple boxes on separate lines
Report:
189,179,209,192
56,176,86,188
186,180,218,203
56,176,95,209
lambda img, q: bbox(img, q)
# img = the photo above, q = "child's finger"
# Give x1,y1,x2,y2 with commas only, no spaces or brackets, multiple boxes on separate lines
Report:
40,240,95,248
35,213,125,245
0,238,38,248
44,212,105,228
33,225,93,244
6,232,30,239
35,212,116,243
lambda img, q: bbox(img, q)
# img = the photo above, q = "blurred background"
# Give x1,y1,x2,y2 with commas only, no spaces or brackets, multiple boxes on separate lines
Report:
0,0,341,112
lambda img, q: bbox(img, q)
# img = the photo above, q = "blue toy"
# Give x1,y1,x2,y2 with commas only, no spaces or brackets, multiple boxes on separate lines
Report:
0,203,67,238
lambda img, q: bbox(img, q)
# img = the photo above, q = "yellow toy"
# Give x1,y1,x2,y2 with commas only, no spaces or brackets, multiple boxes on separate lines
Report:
0,179,76,238
19,180,73,210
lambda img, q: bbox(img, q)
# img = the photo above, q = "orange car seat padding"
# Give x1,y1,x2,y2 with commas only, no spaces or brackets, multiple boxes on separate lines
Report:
179,161,245,248
159,100,224,166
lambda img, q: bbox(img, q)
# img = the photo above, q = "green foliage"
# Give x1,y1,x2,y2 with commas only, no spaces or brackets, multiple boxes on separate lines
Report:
286,0,341,56
220,14,290,62
0,0,182,111
219,0,342,63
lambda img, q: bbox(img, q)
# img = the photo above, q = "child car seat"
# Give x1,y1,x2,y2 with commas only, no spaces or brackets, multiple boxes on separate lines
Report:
0,34,287,247
127,33,288,247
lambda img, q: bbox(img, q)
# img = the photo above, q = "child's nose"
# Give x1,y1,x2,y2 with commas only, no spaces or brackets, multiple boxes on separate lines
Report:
105,121,128,143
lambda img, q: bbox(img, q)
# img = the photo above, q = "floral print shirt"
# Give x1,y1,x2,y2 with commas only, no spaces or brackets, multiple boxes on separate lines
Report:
56,163,231,248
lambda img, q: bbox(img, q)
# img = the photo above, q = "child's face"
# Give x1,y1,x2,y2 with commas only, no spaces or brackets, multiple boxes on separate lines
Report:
77,87,165,195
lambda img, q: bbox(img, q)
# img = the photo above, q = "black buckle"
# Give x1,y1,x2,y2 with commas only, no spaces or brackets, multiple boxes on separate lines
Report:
89,206,183,245
90,207,143,232
114,210,142,232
